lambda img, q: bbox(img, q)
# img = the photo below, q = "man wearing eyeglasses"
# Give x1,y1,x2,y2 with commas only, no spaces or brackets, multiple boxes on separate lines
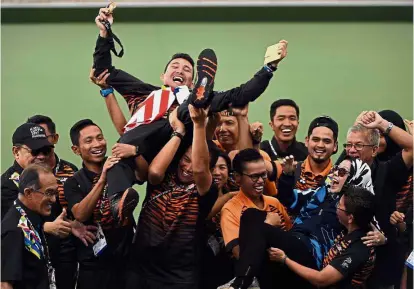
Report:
1,123,97,289
344,111,413,289
2,164,59,289
26,115,81,289
221,148,292,260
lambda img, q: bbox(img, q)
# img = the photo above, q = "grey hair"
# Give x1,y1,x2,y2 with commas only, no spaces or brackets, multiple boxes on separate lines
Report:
19,163,52,195
347,124,380,147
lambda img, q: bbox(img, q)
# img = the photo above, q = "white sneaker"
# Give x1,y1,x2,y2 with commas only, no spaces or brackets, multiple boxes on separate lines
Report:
217,277,260,289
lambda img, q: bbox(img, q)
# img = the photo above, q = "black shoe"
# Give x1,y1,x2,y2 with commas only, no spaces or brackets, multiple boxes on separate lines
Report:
110,188,139,226
189,48,217,109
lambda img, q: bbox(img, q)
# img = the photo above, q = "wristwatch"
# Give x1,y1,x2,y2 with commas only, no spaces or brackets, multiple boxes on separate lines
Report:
134,145,139,157
171,131,184,140
100,87,114,98
384,122,394,135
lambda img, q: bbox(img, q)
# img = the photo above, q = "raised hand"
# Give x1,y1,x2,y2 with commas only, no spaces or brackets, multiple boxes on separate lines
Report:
250,122,264,144
95,7,114,37
357,111,386,130
112,143,136,159
189,104,210,126
89,68,110,89
168,107,186,135
281,155,297,175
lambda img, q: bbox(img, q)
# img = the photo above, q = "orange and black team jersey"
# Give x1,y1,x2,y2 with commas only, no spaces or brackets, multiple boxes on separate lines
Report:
396,174,413,213
134,171,218,285
323,230,375,289
221,191,292,252
294,157,332,191
54,156,78,215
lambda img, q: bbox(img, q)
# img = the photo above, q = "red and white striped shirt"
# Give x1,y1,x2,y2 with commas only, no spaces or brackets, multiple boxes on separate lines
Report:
123,86,190,133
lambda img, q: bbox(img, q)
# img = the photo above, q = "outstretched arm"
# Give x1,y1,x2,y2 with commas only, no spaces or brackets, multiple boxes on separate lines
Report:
92,7,160,117
148,108,186,185
90,69,127,135
190,105,213,195
210,40,288,112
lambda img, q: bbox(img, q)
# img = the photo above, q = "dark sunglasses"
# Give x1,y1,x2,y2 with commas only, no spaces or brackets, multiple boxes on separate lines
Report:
332,165,350,177
21,145,53,156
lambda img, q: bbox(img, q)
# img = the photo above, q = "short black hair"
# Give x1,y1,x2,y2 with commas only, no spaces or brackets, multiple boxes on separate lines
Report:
232,148,264,174
19,163,52,195
343,185,375,230
27,115,56,134
270,99,300,121
164,53,195,78
307,115,339,141
70,119,100,146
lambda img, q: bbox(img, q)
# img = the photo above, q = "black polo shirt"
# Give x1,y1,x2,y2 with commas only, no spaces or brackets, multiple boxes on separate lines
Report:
1,156,77,221
260,136,307,161
1,161,24,220
1,199,50,289
64,164,133,263
323,229,375,289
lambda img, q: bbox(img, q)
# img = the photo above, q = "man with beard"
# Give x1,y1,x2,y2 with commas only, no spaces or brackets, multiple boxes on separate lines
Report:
266,116,338,218
344,111,413,289
260,99,307,161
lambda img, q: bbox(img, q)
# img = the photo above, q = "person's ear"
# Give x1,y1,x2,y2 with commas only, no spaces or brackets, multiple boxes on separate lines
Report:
53,133,60,145
12,146,20,158
234,172,242,186
333,141,338,154
24,188,33,199
160,73,165,82
305,136,309,148
71,145,80,156
372,146,379,158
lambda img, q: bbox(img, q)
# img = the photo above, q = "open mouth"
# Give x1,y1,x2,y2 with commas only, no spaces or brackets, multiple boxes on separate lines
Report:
173,75,184,85
253,185,264,193
281,128,292,135
213,177,221,184
314,149,326,155
90,149,105,157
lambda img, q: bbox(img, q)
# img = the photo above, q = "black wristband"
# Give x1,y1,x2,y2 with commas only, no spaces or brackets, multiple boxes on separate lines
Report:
171,131,184,140
268,161,277,182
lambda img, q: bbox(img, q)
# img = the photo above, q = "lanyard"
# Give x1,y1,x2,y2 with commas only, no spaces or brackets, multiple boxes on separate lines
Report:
15,203,51,264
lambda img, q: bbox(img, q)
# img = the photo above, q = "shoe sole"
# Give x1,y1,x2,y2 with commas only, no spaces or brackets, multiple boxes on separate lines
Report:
192,48,217,108
118,188,139,222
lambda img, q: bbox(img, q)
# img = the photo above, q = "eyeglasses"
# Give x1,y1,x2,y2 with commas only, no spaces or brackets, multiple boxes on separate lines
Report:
335,202,349,213
20,145,52,156
332,165,350,177
343,143,375,151
46,134,56,140
33,189,58,198
242,172,268,183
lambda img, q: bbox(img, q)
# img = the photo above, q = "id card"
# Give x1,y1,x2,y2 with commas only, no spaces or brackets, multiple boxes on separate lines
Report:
47,263,57,289
93,224,107,257
406,250,414,269
264,43,283,65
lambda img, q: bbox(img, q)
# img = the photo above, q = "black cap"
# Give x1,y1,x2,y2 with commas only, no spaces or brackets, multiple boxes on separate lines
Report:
307,116,339,141
12,123,54,151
